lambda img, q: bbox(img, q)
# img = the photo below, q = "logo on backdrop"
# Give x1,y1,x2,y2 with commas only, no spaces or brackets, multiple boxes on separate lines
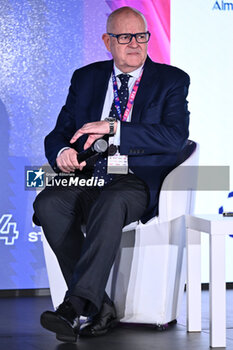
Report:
0,214,19,245
26,168,45,188
212,1,233,10
0,214,44,245
218,191,233,237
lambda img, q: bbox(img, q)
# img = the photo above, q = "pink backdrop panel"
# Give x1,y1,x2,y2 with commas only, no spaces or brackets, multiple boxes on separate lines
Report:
106,0,170,64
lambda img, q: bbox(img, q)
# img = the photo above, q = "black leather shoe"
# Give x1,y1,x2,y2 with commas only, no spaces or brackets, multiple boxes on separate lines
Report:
40,299,79,343
79,302,118,337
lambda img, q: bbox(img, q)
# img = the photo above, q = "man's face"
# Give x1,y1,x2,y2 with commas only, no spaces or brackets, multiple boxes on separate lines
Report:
103,12,148,73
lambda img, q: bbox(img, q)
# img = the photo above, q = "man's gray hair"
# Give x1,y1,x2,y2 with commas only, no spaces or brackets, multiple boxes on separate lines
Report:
107,6,148,32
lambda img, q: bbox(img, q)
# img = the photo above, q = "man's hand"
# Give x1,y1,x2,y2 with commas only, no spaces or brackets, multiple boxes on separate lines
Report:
56,148,86,173
70,121,117,150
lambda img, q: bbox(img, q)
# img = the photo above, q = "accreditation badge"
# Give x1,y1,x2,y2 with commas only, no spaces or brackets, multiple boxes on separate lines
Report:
107,137,128,174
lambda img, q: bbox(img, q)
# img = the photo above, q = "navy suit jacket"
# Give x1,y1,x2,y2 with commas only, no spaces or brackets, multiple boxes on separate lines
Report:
45,56,190,223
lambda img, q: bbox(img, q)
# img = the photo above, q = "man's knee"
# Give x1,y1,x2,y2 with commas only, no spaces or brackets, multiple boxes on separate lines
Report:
33,190,53,218
33,189,67,227
33,187,89,233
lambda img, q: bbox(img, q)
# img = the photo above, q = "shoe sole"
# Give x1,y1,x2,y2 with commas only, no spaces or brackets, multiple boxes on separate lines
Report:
40,313,77,343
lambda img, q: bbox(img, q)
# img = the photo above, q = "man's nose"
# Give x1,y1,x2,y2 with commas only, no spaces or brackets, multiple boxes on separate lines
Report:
129,36,138,47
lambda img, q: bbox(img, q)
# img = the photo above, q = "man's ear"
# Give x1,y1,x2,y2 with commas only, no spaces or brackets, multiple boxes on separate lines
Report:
102,33,111,52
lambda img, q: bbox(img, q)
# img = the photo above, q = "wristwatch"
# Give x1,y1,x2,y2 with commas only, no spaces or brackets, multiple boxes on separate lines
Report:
105,117,116,135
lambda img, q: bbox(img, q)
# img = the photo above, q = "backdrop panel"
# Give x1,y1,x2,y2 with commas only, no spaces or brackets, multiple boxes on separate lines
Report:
0,0,170,289
171,0,233,282
1,0,232,289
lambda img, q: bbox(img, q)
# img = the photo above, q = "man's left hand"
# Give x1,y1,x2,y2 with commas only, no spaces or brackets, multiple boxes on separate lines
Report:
70,121,117,149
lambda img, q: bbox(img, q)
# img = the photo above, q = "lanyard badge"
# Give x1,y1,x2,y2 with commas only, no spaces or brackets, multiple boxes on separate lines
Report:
111,68,143,121
107,68,143,175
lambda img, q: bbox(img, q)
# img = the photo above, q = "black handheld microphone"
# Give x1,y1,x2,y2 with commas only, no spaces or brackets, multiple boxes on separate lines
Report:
77,138,108,163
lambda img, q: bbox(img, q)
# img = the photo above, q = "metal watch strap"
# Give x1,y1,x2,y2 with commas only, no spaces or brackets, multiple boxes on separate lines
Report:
105,117,115,135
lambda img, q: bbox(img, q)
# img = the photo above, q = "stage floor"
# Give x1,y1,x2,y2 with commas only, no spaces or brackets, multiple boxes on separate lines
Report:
1,290,233,350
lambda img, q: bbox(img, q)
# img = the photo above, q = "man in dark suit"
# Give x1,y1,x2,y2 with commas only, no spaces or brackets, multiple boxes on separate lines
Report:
33,6,190,343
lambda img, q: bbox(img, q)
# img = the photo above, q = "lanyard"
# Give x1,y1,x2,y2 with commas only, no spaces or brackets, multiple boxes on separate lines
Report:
112,68,143,122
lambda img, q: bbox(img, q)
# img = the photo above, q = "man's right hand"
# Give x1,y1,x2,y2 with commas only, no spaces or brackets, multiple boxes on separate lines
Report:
56,148,86,173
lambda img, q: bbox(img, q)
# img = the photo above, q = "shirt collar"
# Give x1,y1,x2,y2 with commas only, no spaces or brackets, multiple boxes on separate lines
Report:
114,63,144,79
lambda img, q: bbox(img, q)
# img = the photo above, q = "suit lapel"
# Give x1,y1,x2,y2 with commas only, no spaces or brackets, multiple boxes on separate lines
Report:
90,60,113,122
131,56,159,123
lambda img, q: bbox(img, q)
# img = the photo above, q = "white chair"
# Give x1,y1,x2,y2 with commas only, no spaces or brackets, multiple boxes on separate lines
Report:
39,140,199,326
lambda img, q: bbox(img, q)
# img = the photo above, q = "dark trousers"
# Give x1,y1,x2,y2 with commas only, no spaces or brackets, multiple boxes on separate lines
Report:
33,173,149,316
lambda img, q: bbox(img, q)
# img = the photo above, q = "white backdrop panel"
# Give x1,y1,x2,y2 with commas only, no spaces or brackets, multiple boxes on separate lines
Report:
171,0,233,282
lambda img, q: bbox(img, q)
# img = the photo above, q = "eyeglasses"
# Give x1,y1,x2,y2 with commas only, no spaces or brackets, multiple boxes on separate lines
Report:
107,31,151,44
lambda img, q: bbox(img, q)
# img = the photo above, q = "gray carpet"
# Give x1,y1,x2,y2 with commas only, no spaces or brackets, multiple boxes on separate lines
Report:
0,290,233,350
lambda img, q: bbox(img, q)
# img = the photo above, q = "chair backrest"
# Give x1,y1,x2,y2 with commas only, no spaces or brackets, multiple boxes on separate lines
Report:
158,141,199,223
